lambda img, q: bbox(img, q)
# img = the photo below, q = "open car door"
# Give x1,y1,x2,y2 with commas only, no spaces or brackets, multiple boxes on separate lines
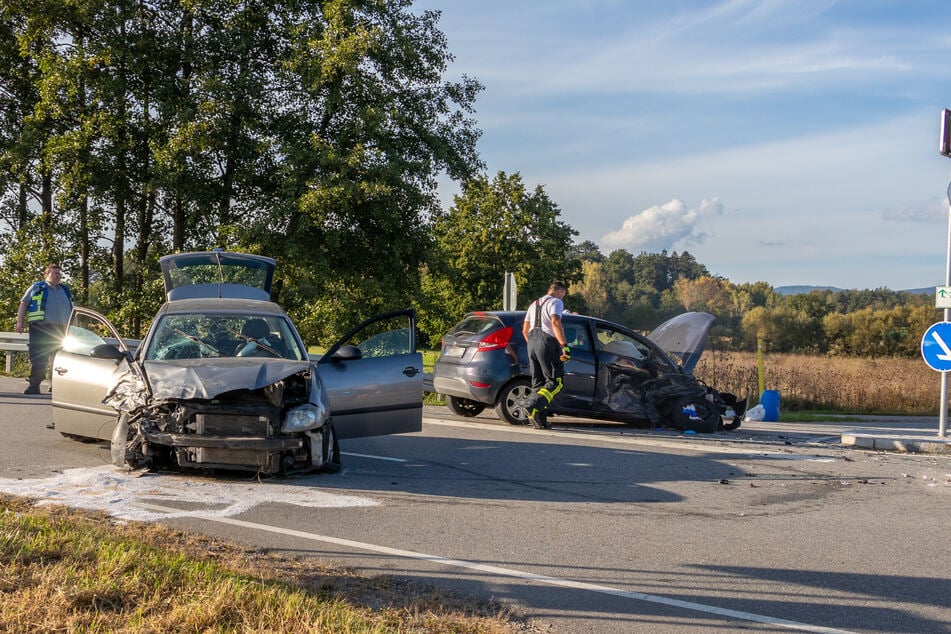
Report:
51,307,132,441
315,309,423,439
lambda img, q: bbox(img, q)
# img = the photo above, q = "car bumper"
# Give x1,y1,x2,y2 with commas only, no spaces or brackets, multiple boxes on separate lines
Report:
142,431,307,474
434,372,505,403
143,431,304,450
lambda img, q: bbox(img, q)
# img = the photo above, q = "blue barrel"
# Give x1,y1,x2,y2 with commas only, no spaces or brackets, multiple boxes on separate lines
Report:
760,390,780,422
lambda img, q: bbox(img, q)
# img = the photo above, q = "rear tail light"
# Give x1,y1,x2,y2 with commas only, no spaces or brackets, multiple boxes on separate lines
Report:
477,326,513,351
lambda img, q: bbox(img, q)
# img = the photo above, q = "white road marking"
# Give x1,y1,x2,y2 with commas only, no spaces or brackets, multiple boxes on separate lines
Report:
136,501,856,634
424,417,839,460
341,451,407,462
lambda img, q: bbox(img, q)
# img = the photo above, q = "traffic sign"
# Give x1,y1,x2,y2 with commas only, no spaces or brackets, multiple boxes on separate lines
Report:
936,286,951,309
921,322,951,371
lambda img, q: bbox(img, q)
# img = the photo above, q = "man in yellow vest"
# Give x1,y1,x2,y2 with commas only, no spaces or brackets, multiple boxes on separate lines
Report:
15,263,74,394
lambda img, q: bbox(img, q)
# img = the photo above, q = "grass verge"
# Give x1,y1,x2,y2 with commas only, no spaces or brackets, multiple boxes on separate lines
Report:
0,495,520,633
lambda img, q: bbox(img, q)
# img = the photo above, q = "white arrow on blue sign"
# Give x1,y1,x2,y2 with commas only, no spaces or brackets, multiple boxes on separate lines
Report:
921,322,951,372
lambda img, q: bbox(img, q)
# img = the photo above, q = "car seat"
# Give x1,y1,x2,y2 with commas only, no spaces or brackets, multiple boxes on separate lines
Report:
242,318,269,340
235,318,271,356
565,326,577,346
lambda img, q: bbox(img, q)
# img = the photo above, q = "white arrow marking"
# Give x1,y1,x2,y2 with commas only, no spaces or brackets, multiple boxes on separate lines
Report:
932,331,951,361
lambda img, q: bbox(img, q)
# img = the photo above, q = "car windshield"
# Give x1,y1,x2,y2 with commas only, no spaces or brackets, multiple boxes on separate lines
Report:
144,313,304,361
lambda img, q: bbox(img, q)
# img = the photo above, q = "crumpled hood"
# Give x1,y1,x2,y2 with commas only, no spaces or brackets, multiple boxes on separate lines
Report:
142,359,313,400
646,312,714,374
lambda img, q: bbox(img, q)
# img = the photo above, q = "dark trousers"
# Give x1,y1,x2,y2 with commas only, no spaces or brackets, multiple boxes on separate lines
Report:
527,329,564,418
28,321,65,387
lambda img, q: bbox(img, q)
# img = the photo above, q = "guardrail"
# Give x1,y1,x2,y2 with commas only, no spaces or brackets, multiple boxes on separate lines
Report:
0,331,140,373
0,332,28,373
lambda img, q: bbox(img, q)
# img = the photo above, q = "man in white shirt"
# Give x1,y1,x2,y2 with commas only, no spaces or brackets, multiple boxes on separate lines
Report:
521,281,570,429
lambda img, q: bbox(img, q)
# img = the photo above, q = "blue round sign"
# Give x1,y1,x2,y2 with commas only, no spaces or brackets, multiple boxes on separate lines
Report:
921,322,951,372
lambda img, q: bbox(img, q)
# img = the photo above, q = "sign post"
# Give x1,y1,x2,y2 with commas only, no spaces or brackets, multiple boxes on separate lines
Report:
503,272,517,311
931,109,951,437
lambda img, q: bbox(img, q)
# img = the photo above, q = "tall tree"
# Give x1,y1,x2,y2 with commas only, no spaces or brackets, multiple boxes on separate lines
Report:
1,0,483,339
423,171,579,341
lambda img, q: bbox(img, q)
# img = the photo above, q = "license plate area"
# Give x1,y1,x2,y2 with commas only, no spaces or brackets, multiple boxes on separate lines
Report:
443,345,466,358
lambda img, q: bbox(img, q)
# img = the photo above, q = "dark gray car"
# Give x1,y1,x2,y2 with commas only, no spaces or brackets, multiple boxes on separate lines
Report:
433,310,745,432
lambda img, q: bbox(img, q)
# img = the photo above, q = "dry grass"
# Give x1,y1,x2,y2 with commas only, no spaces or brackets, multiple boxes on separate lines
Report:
695,351,940,415
0,495,521,633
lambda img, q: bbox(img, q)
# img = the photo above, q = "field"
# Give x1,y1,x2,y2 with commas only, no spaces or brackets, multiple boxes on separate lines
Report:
694,351,941,415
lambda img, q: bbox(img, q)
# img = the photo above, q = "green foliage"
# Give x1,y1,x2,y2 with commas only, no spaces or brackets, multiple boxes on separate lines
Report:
0,0,482,339
0,1,938,360
420,170,580,342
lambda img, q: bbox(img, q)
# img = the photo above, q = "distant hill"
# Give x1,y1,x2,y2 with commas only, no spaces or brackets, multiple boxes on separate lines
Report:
775,285,933,296
775,285,842,296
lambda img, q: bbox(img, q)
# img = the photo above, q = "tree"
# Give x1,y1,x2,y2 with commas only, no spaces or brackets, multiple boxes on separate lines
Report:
423,171,579,342
602,249,635,287
674,275,731,314
571,239,603,263
0,0,483,340
571,260,608,317
261,0,484,341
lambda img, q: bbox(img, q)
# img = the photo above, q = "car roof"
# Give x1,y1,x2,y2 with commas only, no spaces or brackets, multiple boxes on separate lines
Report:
460,309,714,372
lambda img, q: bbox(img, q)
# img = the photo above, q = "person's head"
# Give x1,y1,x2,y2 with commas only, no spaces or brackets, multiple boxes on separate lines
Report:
548,280,566,298
44,263,63,285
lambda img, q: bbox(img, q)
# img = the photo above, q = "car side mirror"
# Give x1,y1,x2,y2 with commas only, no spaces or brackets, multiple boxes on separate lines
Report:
331,344,363,362
90,343,132,364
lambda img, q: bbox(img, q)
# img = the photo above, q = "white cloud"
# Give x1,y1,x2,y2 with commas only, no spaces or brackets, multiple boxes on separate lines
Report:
420,1,951,289
601,198,723,252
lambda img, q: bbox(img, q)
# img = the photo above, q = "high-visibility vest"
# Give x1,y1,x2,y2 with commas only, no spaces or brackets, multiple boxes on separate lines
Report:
26,281,73,323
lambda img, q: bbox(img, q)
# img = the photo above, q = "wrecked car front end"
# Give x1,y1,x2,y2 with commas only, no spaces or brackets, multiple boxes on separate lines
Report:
105,358,338,475
596,355,745,432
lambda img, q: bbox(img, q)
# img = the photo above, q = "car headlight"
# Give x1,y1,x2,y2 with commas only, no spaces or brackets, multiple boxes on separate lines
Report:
282,403,327,433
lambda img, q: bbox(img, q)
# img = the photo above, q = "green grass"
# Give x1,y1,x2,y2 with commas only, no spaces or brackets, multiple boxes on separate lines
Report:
0,495,517,633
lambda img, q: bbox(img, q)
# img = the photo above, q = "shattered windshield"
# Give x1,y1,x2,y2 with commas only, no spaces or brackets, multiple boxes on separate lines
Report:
145,313,305,361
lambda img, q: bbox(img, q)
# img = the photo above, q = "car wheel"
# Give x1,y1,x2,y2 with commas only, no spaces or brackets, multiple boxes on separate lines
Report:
669,396,721,433
318,422,341,473
495,378,533,425
447,396,486,417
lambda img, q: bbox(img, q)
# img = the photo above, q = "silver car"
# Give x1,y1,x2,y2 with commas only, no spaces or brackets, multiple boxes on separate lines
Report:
50,251,423,475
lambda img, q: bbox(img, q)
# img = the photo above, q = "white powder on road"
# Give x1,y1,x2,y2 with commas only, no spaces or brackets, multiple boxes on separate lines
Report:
0,465,377,522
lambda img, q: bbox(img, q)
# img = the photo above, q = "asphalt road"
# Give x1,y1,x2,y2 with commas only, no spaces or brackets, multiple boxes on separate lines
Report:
2,378,949,633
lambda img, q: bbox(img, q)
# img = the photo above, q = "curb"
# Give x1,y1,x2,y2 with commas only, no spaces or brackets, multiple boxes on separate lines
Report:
840,431,951,454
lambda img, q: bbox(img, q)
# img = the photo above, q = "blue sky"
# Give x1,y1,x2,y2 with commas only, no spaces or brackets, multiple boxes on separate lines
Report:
413,0,951,291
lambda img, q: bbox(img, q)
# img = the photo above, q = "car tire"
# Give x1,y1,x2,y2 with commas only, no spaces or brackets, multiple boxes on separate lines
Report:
669,395,721,433
318,422,341,473
446,396,486,418
495,378,533,425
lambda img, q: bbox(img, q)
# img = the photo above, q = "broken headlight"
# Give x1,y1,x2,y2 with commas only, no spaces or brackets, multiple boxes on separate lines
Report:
282,402,327,433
